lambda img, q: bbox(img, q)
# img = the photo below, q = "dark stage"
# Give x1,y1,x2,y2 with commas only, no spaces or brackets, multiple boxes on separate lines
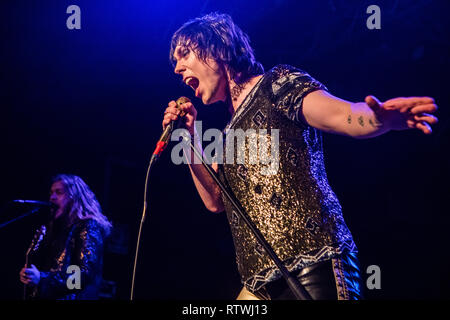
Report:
0,0,449,301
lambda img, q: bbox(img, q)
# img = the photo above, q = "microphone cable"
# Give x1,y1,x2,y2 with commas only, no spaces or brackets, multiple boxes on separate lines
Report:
130,153,155,301
130,97,190,300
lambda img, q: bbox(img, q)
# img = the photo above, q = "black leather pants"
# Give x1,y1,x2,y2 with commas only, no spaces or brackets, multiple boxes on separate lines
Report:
255,252,363,300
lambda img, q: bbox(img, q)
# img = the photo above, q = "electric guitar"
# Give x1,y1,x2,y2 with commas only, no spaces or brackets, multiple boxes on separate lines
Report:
23,225,46,300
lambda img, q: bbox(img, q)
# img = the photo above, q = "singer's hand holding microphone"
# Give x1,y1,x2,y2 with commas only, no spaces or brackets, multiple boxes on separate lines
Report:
162,97,197,135
152,97,196,158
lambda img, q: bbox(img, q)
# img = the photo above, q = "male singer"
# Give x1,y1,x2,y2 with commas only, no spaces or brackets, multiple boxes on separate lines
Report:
161,13,438,300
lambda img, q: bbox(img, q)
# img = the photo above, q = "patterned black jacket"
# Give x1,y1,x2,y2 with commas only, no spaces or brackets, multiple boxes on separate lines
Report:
29,218,106,300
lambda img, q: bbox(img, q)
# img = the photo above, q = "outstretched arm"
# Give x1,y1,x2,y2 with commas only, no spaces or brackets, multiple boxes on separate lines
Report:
302,90,438,138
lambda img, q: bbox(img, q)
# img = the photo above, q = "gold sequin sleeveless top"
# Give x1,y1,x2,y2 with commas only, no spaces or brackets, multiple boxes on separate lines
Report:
218,65,357,292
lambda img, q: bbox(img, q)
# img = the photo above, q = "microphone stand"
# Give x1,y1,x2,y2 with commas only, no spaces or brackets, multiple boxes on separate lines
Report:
183,136,312,300
0,207,40,230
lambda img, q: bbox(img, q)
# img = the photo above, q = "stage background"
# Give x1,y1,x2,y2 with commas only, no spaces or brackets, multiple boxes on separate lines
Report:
1,0,449,299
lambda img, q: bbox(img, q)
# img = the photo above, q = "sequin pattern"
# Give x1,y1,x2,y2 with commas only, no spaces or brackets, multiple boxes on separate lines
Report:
218,65,357,292
35,219,105,300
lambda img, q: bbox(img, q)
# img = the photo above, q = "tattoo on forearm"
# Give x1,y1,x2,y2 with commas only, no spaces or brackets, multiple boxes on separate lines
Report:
347,115,352,124
358,116,364,127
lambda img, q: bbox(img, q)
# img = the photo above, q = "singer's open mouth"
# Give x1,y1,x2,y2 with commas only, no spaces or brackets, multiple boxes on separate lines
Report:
50,202,59,209
185,77,199,91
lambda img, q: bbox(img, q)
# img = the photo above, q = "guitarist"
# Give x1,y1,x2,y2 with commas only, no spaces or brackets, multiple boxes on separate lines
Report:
19,174,112,300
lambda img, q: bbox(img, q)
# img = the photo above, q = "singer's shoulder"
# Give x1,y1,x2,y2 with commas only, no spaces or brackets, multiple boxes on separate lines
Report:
268,64,316,82
267,64,328,98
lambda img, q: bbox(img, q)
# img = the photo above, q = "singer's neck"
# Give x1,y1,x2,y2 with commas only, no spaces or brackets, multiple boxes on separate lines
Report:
228,74,263,115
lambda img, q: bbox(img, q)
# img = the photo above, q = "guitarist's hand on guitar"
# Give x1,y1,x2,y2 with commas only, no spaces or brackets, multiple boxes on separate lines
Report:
19,264,40,286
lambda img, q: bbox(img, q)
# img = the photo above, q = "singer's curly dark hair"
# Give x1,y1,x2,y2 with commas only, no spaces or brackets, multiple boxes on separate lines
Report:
170,12,264,84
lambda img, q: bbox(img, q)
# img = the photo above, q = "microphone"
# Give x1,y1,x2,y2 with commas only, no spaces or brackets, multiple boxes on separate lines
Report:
152,96,190,157
13,200,58,209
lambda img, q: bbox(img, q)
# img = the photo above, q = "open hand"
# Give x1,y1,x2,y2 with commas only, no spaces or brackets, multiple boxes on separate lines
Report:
365,95,438,134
